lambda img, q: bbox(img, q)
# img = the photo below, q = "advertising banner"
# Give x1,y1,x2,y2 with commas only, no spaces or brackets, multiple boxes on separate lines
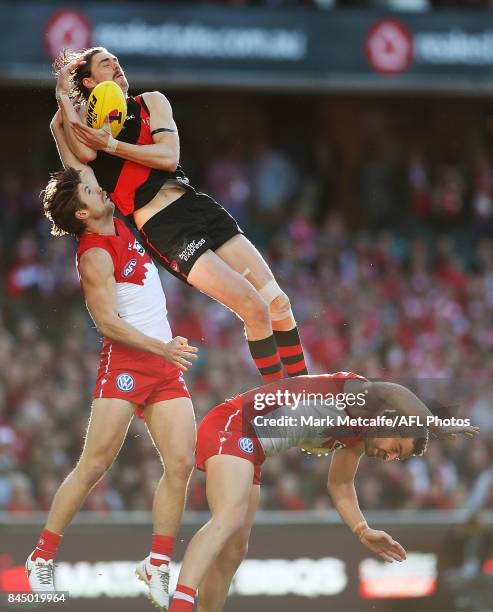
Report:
2,514,493,611
1,3,493,92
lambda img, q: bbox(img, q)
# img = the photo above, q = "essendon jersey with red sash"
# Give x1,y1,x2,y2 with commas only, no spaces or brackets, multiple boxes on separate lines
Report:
88,95,190,216
227,372,368,457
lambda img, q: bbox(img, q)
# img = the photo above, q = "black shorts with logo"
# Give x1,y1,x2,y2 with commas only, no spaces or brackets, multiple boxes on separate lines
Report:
139,190,243,283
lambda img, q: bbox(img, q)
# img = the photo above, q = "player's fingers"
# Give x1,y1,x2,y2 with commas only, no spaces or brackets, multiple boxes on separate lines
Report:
379,552,394,563
390,541,406,559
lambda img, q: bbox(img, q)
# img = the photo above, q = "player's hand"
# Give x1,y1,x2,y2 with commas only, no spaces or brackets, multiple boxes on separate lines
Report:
161,336,198,371
359,528,406,563
71,120,111,151
57,57,86,96
432,424,480,441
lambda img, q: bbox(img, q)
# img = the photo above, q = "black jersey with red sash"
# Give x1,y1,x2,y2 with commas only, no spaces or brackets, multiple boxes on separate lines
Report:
88,95,190,216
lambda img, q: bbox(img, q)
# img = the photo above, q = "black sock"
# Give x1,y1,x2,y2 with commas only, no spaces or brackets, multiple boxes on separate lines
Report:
274,327,308,376
247,335,283,383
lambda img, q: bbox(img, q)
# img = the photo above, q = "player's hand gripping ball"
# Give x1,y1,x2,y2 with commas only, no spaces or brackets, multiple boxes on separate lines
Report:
86,81,127,138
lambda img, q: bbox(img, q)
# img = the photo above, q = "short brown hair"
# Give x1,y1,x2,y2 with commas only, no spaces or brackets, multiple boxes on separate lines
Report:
53,47,107,101
412,431,429,457
42,168,87,238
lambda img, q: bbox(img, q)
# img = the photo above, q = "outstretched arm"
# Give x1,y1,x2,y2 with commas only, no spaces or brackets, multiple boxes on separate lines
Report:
55,57,97,164
79,248,198,370
328,444,406,563
70,91,179,171
365,381,479,440
50,110,99,188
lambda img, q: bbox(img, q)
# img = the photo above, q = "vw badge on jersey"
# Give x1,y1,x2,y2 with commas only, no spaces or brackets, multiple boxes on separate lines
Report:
238,437,254,454
116,373,135,392
123,259,137,278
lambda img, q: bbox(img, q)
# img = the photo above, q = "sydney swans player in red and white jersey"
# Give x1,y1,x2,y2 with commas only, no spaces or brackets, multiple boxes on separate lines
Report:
167,373,479,612
25,111,197,611
52,48,309,385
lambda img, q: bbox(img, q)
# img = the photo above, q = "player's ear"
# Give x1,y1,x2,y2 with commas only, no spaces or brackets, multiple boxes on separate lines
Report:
82,76,96,91
75,209,88,221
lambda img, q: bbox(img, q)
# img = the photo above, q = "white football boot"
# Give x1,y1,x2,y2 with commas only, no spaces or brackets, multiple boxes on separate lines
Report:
25,552,56,592
136,556,170,610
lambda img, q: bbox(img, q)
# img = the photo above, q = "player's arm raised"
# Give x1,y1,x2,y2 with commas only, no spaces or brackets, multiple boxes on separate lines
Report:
70,91,179,171
79,248,198,370
50,110,99,188
55,58,97,164
328,444,406,563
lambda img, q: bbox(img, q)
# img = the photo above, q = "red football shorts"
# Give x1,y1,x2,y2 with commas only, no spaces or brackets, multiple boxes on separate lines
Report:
93,343,190,418
196,400,265,485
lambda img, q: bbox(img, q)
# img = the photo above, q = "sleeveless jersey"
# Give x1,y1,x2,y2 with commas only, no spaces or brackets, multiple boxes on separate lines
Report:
76,218,172,352
88,95,190,216
228,372,368,457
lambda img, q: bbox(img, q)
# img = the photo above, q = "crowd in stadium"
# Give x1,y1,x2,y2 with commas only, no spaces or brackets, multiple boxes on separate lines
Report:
1,97,493,515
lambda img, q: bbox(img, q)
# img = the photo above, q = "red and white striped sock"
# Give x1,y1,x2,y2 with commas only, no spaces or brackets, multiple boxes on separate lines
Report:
31,529,62,561
149,534,174,567
169,584,196,611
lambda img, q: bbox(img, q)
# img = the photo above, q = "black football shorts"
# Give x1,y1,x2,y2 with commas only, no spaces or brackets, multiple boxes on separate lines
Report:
139,189,243,283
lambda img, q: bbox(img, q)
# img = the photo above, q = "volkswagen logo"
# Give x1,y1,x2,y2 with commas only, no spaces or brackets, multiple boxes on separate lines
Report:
116,373,135,392
238,437,254,455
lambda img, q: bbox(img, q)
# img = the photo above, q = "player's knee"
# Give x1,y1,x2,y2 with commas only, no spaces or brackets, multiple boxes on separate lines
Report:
237,292,270,326
223,537,249,566
258,280,293,322
165,453,194,484
269,291,292,321
213,506,248,538
77,455,112,485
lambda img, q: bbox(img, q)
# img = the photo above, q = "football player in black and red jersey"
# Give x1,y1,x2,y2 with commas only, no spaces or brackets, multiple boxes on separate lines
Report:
52,48,308,385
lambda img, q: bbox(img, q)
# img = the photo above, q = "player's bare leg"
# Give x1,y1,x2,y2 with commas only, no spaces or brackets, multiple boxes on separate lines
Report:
215,234,308,375
187,251,283,382
197,484,260,612
168,455,254,611
26,398,135,591
136,397,196,610
46,398,135,532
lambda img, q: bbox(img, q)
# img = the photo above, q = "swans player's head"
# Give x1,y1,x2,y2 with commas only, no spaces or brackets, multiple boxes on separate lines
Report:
42,167,114,238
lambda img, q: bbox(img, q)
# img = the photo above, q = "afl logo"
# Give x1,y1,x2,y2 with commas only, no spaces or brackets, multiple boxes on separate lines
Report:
123,259,137,278
238,437,254,455
116,373,135,392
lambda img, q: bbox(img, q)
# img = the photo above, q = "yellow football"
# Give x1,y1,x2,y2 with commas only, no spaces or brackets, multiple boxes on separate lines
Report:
86,81,127,138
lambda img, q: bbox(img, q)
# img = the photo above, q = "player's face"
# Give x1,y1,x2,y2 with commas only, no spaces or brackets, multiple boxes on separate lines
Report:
87,52,129,94
364,437,416,462
77,182,114,220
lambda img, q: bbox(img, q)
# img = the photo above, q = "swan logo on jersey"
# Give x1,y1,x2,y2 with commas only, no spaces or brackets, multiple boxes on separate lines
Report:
133,239,146,256
123,259,137,278
238,437,254,454
116,373,135,392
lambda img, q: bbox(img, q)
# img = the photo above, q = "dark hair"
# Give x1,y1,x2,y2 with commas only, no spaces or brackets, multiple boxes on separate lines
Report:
53,47,107,101
42,167,86,238
411,430,429,457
